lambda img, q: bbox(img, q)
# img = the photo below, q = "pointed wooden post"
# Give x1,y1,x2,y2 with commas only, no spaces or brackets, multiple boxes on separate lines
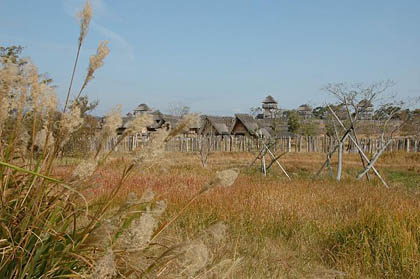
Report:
337,142,343,181
262,154,267,176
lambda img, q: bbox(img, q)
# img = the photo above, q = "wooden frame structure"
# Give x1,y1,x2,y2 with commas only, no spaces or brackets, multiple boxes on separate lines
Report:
249,140,291,180
316,105,390,187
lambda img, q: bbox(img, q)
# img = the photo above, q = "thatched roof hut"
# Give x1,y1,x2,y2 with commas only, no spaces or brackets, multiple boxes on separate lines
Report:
231,114,259,137
134,103,152,115
358,99,374,120
297,104,313,119
161,114,181,129
200,116,234,135
358,99,373,108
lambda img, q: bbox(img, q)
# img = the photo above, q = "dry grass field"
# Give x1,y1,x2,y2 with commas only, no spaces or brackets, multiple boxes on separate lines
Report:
56,151,420,278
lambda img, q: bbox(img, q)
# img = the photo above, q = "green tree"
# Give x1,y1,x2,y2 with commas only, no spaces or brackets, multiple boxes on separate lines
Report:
300,121,318,136
287,110,300,133
312,106,327,119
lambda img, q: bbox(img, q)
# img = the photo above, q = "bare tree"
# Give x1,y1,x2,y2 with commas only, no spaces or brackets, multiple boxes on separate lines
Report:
167,102,190,116
322,80,395,123
249,106,262,118
318,80,418,186
199,135,213,168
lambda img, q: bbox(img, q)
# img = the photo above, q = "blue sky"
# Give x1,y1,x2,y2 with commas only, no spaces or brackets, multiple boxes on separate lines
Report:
1,0,419,116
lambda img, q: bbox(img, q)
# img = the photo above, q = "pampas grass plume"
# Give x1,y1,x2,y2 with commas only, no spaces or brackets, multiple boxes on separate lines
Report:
78,41,109,96
76,0,92,45
103,105,122,137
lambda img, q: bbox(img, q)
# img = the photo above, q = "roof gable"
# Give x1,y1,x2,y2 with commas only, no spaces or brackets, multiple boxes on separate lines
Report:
231,114,260,136
203,116,234,135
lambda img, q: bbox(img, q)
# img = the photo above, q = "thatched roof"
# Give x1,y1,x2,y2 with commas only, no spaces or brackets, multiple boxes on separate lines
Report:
202,116,234,135
148,111,164,129
297,104,312,112
135,103,151,112
262,95,277,104
256,118,274,128
161,114,181,128
358,99,373,108
234,114,259,135
256,118,291,138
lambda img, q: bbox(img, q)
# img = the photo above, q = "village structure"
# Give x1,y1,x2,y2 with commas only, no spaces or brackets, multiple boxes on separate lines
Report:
114,95,379,139
101,95,419,154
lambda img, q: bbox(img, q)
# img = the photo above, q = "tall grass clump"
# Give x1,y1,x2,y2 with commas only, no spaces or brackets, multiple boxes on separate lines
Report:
0,3,241,277
0,1,112,277
322,209,420,278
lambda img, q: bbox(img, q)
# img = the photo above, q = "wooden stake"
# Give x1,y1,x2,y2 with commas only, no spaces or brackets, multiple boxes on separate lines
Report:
356,140,392,180
337,142,343,181
262,154,267,176
327,106,389,188
316,129,351,177
264,145,291,180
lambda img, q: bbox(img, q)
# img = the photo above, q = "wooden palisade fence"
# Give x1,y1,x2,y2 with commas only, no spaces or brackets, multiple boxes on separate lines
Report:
96,135,420,154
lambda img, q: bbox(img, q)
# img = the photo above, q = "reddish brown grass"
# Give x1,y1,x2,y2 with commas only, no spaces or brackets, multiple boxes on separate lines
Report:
74,152,420,278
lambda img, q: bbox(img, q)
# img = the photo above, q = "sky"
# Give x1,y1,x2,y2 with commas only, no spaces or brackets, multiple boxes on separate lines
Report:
1,0,419,116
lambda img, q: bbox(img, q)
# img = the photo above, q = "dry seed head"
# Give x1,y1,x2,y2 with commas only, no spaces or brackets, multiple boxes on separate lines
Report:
126,113,153,134
215,168,239,187
15,80,28,116
150,200,167,217
0,101,8,131
60,102,83,146
27,63,40,106
82,41,109,88
183,241,210,276
62,102,83,134
92,250,117,279
139,188,155,203
15,130,30,156
203,168,240,191
103,105,122,137
126,192,140,205
205,221,228,243
135,128,169,163
34,127,47,149
0,60,19,87
121,213,157,249
76,0,92,44
38,83,58,120
72,158,97,180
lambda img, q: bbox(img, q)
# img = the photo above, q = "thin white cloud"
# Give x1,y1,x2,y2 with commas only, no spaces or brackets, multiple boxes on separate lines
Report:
62,0,135,60
91,21,135,61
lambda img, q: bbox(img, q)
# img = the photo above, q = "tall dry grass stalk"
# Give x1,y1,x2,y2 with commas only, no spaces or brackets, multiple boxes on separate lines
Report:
63,0,92,112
